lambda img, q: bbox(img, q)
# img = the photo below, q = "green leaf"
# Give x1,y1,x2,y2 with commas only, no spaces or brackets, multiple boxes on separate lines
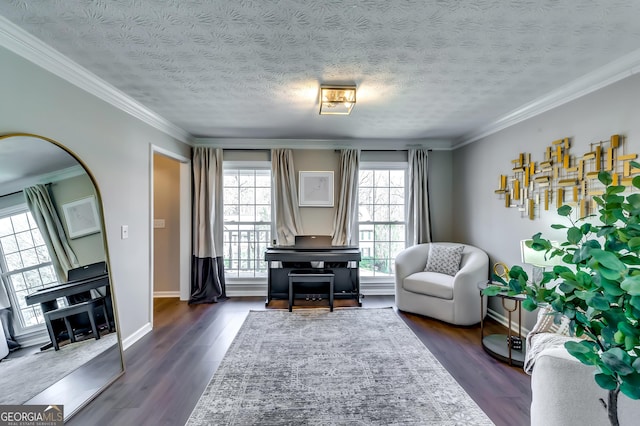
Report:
591,249,626,272
551,224,567,229
602,348,635,376
606,185,626,195
565,340,598,365
594,373,619,390
598,171,613,186
600,279,625,297
621,380,640,399
633,175,640,190
587,294,611,311
482,285,505,296
621,275,640,296
522,298,538,312
557,205,572,216
567,227,583,245
630,296,640,310
628,193,640,210
629,237,640,251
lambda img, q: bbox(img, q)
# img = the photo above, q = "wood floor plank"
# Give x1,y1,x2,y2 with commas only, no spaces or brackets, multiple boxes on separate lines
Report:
68,296,531,426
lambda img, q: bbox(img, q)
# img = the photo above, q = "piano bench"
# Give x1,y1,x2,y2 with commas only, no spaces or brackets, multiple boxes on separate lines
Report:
44,297,110,351
288,270,335,312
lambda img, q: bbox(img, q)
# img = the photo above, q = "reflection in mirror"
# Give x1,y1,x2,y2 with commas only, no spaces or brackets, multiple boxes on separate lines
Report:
0,134,123,420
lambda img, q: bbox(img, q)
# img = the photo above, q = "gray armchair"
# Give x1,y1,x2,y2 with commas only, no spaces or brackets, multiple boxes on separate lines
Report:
394,242,489,325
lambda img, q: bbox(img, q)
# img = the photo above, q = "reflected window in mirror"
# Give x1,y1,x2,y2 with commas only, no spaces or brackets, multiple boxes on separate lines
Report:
0,207,60,332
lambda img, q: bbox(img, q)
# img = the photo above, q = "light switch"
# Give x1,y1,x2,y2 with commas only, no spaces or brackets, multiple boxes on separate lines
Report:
154,219,166,228
121,225,129,239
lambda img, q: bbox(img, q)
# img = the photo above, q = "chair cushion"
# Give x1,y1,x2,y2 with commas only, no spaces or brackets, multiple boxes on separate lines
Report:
403,271,454,300
424,244,464,276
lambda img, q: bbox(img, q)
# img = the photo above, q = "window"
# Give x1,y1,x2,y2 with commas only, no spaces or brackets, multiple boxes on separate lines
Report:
0,209,59,330
358,168,406,277
223,168,271,278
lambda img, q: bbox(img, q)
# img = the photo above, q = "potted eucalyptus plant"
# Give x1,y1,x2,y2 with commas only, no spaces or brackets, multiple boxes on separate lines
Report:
484,168,640,426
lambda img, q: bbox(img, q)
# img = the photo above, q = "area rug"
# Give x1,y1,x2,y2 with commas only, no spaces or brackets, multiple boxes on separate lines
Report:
186,308,494,425
0,333,118,405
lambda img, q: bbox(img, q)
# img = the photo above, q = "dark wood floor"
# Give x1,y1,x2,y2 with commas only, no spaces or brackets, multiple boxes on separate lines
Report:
69,296,531,426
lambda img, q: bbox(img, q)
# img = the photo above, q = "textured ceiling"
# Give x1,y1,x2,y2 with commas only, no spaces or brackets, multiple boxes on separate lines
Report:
2,0,640,142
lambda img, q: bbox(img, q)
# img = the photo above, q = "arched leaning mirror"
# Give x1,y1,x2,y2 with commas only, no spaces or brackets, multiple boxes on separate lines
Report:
0,133,123,420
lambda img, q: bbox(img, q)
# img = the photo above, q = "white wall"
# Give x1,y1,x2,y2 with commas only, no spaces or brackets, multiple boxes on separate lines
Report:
0,47,191,343
452,72,640,329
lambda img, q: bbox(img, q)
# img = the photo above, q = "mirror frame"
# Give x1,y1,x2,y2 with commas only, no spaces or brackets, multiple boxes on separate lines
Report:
0,132,124,419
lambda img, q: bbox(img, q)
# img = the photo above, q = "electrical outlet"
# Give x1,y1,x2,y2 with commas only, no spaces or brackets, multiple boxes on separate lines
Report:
121,225,129,239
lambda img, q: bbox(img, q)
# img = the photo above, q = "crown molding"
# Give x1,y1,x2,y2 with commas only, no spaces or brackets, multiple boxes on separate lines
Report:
0,15,191,144
193,137,453,150
455,48,640,149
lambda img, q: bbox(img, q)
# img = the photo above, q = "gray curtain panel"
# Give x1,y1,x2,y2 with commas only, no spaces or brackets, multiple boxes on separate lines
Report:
24,184,79,282
407,149,432,245
331,149,360,246
271,149,302,246
190,147,226,304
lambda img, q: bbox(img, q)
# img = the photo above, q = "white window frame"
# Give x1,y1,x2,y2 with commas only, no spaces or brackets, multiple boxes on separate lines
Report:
357,161,408,281
0,203,59,334
222,161,272,282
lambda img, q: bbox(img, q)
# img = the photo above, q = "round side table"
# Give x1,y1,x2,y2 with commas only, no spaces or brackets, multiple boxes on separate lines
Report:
478,280,527,367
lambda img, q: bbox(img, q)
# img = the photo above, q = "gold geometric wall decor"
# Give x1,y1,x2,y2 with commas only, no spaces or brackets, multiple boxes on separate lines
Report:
495,134,638,220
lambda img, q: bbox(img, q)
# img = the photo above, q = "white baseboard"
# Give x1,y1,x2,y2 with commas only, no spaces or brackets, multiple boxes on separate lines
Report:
122,322,152,351
153,291,181,298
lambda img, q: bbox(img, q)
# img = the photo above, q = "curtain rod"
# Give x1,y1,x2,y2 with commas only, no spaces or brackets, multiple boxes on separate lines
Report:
0,190,23,199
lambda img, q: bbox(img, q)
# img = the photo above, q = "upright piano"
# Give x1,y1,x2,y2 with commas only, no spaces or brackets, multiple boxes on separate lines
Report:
264,235,361,306
25,261,113,339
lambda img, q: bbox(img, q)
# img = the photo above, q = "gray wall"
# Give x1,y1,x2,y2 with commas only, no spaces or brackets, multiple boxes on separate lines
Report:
50,173,105,266
452,72,640,329
0,46,191,343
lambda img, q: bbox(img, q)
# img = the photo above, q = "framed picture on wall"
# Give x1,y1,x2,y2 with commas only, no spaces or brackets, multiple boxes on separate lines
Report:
299,171,334,207
62,195,101,239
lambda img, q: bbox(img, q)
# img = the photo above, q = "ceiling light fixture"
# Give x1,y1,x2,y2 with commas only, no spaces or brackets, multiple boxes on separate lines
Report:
319,85,356,115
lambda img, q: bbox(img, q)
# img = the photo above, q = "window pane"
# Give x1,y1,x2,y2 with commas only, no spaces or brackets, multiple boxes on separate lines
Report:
389,204,405,222
239,187,255,204
0,210,59,329
373,204,390,222
374,187,389,205
224,171,239,186
223,168,272,278
374,170,389,187
15,231,34,251
359,187,373,205
5,252,23,271
239,205,255,221
358,167,406,277
224,187,239,204
359,170,373,186
389,170,405,187
256,188,271,204
0,217,13,237
1,235,18,254
11,214,30,233
255,173,271,187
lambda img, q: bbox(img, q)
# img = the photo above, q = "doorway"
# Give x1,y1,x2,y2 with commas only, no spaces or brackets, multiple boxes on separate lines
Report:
150,146,190,326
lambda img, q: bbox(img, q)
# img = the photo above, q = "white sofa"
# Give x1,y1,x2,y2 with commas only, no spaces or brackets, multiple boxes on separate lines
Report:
526,308,640,425
394,242,489,325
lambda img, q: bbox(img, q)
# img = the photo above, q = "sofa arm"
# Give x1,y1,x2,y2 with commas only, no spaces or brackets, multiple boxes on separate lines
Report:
394,244,430,286
531,346,640,426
